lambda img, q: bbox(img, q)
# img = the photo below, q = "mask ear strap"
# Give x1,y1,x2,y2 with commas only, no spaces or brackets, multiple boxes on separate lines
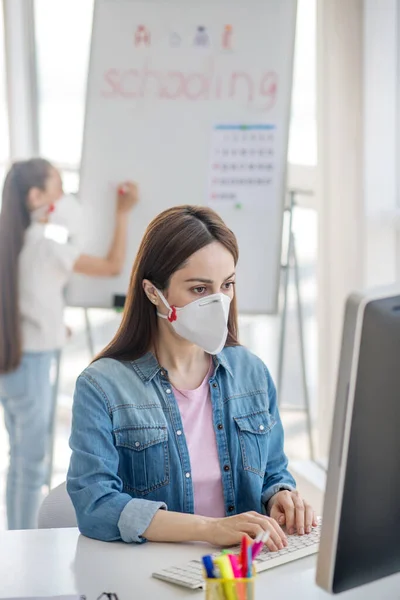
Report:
155,288,177,322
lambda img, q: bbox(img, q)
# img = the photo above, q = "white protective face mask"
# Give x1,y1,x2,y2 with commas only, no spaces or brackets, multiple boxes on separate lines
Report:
155,289,232,355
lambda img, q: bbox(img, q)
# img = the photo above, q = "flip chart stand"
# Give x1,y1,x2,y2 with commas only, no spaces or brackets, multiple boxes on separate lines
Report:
276,189,316,463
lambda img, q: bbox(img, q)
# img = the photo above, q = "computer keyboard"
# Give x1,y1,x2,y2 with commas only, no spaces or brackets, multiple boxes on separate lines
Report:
152,517,322,590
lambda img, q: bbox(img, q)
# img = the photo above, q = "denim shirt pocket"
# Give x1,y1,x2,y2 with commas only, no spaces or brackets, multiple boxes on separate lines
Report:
114,425,169,496
234,410,276,477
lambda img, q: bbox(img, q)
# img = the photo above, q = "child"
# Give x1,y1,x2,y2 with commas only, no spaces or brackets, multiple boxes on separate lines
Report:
0,158,138,529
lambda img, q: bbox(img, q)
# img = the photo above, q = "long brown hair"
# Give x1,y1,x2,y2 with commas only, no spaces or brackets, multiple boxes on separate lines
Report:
97,205,240,362
0,158,53,374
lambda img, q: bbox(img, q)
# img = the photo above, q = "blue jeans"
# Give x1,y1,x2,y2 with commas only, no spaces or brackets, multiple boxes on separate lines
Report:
0,351,57,529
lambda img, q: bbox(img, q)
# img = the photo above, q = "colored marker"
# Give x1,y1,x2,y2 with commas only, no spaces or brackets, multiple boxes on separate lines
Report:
251,530,270,560
202,555,216,579
246,544,252,578
214,555,234,579
227,554,242,578
229,554,246,600
240,536,249,578
213,556,236,600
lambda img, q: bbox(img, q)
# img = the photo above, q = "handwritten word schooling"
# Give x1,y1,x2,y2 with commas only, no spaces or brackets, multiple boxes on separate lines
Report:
101,62,278,110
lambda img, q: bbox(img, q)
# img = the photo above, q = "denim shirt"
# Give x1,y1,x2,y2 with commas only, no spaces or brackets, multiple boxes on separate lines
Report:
67,346,295,543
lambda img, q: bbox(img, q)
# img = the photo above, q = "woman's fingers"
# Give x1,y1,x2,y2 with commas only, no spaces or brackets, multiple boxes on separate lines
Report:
277,492,296,534
312,511,318,527
304,502,314,534
264,536,279,552
243,512,287,550
241,522,268,543
291,492,305,535
267,515,288,546
269,503,286,527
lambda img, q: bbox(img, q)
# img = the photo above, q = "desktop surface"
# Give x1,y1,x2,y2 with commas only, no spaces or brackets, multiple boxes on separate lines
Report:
0,528,399,600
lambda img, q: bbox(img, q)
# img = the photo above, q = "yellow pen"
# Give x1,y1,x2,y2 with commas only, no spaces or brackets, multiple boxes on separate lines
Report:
213,555,237,600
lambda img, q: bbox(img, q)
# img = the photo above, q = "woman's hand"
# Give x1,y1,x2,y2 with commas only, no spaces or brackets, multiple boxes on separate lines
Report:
206,511,288,551
267,490,317,535
116,181,139,214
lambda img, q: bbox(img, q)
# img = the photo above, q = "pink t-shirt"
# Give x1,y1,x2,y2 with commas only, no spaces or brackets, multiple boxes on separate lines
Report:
172,363,225,518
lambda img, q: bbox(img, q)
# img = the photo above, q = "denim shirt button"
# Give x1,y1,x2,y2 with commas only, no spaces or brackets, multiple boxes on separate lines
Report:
224,465,230,472
185,472,191,478
177,430,182,436
135,442,140,448
217,424,223,430
228,505,235,512
259,425,265,431
165,388,172,394
212,383,218,388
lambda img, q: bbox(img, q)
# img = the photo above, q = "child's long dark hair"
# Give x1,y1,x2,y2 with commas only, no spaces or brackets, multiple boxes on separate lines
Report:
0,159,52,373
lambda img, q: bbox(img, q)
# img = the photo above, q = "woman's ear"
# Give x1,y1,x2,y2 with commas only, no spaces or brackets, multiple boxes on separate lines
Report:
142,279,159,306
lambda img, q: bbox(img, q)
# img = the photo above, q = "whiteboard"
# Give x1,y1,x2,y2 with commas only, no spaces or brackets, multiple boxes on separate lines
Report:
68,0,297,313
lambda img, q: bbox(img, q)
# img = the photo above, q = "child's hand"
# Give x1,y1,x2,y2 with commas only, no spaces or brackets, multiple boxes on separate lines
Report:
116,182,139,214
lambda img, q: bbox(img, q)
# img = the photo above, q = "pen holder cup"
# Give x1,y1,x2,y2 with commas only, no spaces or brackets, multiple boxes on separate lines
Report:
205,575,255,600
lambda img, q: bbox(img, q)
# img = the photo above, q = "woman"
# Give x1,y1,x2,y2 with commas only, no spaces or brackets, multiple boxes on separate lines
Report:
0,158,138,529
68,205,317,549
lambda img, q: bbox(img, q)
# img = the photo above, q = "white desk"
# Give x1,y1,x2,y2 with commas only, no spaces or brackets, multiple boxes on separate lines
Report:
0,528,399,600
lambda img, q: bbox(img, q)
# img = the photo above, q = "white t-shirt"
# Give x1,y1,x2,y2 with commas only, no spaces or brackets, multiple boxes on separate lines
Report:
19,223,80,352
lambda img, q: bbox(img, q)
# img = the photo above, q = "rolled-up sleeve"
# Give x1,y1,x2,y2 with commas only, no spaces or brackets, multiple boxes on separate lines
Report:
67,374,166,543
261,367,296,508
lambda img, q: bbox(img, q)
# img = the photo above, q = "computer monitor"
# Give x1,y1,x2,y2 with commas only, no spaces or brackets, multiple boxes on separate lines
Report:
316,290,400,594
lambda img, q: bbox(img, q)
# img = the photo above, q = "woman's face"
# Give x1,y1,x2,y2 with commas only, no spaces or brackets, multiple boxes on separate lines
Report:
44,168,64,205
27,167,64,212
160,241,236,312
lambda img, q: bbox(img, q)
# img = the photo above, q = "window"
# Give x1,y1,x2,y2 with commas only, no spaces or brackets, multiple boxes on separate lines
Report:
34,0,94,167
288,0,317,168
0,4,9,200
60,169,80,195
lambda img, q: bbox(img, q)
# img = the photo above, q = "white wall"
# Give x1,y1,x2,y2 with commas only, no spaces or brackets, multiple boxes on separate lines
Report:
364,0,398,288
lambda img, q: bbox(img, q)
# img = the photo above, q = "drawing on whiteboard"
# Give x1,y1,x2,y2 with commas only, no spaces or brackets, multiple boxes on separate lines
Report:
194,26,210,47
222,25,233,50
134,25,151,47
208,124,276,208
